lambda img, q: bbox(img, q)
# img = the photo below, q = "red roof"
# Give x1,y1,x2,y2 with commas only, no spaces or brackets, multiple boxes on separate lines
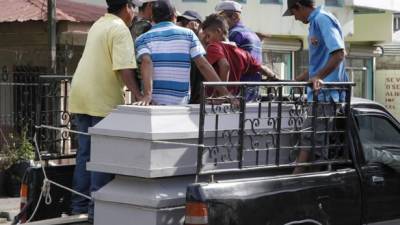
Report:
0,0,106,23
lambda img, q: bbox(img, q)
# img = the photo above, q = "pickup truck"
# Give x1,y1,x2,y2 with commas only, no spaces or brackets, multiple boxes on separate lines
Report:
184,82,400,225
15,82,400,225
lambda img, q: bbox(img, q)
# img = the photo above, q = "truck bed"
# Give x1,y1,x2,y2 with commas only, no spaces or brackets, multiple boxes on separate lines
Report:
22,214,89,225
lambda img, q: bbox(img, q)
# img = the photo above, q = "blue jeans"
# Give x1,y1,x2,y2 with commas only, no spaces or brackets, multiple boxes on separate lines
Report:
71,114,114,218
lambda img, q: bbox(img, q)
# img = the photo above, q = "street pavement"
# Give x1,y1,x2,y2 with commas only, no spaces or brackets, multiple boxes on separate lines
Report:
0,197,20,225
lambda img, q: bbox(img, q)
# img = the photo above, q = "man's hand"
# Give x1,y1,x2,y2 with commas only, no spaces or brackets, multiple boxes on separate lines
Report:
310,76,323,91
133,94,152,106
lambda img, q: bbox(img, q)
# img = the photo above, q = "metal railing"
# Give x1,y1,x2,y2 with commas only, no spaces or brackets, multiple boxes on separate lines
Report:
196,81,354,175
0,67,75,159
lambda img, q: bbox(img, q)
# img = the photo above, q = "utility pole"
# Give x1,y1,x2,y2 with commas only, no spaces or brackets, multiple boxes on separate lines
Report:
48,0,56,74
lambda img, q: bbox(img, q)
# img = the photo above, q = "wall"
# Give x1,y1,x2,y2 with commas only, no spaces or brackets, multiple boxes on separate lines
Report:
0,22,49,69
346,12,393,43
173,0,354,38
375,70,400,119
376,56,400,119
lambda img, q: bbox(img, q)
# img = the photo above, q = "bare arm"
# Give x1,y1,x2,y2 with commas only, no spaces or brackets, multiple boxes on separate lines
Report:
135,54,153,105
119,69,142,100
295,69,309,81
311,50,345,90
194,56,232,97
313,50,345,80
217,58,230,82
259,65,279,81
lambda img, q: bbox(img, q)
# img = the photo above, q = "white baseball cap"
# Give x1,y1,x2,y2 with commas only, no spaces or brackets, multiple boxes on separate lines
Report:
215,0,242,13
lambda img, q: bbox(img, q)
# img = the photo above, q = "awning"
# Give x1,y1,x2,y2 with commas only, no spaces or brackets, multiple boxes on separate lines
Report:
348,45,383,57
262,38,302,52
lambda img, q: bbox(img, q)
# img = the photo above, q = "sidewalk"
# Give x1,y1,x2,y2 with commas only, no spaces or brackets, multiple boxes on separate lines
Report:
0,197,20,225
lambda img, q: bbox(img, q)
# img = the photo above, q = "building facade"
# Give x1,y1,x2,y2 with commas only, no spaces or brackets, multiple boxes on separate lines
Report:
174,0,400,118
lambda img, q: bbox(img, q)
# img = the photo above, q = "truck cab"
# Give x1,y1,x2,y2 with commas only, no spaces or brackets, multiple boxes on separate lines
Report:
185,83,400,225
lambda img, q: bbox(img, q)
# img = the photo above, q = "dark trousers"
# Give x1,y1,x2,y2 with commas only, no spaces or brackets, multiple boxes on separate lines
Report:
70,114,114,218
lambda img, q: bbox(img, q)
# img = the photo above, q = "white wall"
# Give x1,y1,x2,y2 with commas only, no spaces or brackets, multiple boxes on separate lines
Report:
346,11,393,43
349,0,400,12
173,0,354,38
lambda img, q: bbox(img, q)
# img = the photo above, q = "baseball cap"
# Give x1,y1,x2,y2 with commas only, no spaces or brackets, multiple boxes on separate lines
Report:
283,0,308,16
215,0,242,13
177,10,203,23
106,0,134,7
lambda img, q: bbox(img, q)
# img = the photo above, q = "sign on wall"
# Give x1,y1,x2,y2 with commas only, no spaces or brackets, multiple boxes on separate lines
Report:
375,70,400,119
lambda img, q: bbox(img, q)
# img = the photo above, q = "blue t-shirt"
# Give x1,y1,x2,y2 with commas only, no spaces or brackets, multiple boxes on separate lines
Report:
307,6,349,102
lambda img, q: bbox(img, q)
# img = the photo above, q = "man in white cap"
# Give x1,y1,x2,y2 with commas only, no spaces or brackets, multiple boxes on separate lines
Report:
215,0,263,101
131,0,156,40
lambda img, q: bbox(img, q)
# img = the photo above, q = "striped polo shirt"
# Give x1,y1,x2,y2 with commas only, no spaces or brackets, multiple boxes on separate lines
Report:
135,21,205,105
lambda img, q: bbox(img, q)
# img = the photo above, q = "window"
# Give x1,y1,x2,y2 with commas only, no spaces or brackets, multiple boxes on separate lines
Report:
325,0,344,7
294,50,308,81
347,57,373,99
356,115,400,147
260,0,282,4
261,51,292,95
356,114,400,170
263,51,292,80
394,14,400,32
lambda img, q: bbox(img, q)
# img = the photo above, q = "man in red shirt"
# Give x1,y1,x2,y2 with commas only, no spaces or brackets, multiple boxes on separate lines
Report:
202,14,278,96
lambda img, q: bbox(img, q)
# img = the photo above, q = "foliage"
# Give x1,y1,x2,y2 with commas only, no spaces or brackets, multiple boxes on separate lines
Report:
0,127,35,171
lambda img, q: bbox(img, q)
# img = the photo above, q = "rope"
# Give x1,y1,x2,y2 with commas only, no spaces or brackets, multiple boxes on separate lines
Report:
35,125,90,136
21,133,92,224
20,124,206,224
35,124,205,148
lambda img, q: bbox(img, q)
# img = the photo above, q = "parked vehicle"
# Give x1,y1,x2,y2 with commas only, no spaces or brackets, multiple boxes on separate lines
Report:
15,82,400,225
184,82,400,225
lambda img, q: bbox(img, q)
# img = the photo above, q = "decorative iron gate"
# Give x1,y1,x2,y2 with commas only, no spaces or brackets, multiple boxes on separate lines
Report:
0,65,76,158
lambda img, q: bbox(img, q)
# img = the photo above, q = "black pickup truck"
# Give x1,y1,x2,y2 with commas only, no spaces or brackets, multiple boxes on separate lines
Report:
184,82,400,225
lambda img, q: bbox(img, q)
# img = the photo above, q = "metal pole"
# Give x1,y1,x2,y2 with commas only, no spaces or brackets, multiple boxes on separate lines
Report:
48,0,57,74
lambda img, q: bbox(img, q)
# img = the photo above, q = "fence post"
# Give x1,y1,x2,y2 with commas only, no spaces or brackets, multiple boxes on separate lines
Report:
237,85,246,169
196,83,206,178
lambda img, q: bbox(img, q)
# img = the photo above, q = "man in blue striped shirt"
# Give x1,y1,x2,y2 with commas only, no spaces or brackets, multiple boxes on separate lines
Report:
135,0,230,105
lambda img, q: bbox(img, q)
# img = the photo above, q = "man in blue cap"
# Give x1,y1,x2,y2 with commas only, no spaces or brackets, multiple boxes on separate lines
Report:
283,0,349,173
215,0,263,101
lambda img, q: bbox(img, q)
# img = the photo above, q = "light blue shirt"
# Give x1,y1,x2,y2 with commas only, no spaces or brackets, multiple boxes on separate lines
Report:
307,6,349,102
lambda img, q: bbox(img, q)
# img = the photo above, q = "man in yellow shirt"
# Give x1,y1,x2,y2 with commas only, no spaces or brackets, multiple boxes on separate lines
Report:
68,0,142,222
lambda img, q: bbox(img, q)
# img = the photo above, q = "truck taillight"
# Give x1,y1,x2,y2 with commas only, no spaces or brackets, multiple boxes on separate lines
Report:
19,183,28,223
184,202,208,225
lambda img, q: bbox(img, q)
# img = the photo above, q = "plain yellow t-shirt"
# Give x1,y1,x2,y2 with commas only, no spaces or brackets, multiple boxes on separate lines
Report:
69,13,137,117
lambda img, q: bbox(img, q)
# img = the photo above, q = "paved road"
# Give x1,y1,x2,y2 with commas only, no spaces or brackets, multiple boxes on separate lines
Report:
0,197,19,225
